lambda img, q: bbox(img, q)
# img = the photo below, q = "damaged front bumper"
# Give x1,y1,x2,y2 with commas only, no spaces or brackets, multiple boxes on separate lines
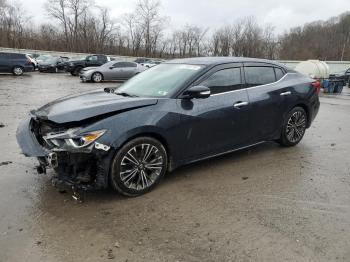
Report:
16,116,114,191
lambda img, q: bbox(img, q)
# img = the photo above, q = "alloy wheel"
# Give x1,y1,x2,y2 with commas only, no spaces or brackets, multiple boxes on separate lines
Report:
92,73,103,82
119,143,164,191
13,67,23,76
286,110,307,143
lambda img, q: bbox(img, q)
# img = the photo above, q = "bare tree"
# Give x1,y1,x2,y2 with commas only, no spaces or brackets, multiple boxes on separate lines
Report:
135,0,167,56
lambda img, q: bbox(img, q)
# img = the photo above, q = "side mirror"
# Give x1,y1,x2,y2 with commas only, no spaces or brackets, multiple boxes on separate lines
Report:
182,86,211,99
109,67,114,70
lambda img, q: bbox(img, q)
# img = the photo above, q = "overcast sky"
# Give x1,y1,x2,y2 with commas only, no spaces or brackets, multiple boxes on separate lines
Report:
21,0,349,34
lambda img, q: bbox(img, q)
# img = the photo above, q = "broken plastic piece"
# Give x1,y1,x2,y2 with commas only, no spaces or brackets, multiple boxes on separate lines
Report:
95,142,110,152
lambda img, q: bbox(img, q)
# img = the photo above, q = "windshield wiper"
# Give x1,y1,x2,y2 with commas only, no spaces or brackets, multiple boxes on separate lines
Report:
116,92,138,97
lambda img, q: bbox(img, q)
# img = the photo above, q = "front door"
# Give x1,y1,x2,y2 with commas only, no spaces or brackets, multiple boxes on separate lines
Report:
178,65,252,160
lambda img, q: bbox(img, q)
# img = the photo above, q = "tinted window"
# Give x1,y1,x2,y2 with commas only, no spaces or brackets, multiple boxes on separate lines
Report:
5,53,25,59
275,68,285,80
97,55,106,61
201,68,242,95
113,62,125,68
244,67,276,87
125,62,137,68
114,62,136,68
87,55,98,61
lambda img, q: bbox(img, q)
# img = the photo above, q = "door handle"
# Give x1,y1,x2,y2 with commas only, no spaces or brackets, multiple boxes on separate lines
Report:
233,101,249,109
280,91,292,96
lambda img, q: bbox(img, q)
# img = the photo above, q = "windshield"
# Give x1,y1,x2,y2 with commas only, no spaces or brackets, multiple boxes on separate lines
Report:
116,64,204,97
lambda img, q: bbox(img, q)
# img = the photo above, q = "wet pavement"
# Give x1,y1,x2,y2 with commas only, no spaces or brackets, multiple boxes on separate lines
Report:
0,72,350,262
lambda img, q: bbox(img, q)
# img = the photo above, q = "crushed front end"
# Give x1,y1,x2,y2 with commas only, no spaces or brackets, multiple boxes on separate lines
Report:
16,116,113,192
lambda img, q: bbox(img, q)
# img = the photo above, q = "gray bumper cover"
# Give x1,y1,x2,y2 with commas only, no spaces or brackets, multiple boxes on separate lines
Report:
16,117,48,157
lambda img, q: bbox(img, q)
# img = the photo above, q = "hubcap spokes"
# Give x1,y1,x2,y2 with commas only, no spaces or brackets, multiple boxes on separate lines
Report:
94,74,102,82
14,68,22,75
120,144,164,190
286,111,306,143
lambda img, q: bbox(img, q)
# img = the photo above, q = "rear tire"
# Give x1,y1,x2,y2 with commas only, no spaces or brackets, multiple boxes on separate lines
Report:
110,137,168,197
278,107,307,147
12,66,24,76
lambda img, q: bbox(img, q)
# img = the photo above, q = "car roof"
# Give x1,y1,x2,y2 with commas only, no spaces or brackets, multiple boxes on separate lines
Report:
165,57,286,68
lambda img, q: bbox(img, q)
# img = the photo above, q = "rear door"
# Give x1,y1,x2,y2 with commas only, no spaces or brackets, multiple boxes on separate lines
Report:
178,63,252,159
108,62,125,80
243,63,288,142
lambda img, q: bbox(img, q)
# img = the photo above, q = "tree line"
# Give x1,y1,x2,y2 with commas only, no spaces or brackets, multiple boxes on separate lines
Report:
1,0,350,61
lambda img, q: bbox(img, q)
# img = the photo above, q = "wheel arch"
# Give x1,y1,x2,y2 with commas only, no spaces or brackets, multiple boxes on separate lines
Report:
12,65,24,70
91,71,104,81
292,103,311,127
12,65,24,75
111,131,172,170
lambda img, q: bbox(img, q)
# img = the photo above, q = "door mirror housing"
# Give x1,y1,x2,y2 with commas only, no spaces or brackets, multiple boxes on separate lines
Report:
182,86,211,99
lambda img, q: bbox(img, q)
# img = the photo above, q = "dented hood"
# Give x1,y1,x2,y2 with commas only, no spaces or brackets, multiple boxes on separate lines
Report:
33,90,158,123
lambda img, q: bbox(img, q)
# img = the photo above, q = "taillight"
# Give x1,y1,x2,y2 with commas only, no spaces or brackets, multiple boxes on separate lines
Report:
312,81,321,94
25,59,32,65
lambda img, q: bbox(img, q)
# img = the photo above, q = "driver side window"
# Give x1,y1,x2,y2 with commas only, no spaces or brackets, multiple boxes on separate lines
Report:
200,67,242,95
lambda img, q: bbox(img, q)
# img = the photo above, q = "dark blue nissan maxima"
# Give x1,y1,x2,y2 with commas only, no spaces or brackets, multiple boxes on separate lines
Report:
17,57,320,196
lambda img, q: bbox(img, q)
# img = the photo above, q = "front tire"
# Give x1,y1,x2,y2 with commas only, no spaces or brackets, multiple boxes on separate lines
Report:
92,72,103,83
12,66,24,76
110,137,168,197
278,107,307,147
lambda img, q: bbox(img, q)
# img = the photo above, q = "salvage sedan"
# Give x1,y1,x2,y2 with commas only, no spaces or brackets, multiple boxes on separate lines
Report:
16,57,320,197
38,57,69,73
80,61,146,83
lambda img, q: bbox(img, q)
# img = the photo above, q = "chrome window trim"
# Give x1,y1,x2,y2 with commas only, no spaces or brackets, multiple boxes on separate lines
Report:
211,72,297,97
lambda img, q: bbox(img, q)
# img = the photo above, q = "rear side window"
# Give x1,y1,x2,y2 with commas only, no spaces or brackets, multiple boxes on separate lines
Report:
8,53,25,59
87,55,98,61
275,68,285,81
201,67,242,95
244,67,276,87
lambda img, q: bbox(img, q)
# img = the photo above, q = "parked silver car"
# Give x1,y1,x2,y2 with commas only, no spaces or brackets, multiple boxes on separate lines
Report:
80,61,146,82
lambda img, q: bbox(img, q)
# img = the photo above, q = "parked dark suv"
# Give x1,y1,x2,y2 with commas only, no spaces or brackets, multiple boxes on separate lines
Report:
0,52,34,76
66,54,109,76
17,57,320,197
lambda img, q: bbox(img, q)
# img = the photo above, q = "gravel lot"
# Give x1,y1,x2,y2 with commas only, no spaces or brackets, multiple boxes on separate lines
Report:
0,72,350,262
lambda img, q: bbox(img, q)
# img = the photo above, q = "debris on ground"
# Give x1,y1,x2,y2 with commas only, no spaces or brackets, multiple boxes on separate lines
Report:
107,249,115,259
0,161,12,166
0,123,5,128
242,177,249,180
331,143,336,147
114,241,120,248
